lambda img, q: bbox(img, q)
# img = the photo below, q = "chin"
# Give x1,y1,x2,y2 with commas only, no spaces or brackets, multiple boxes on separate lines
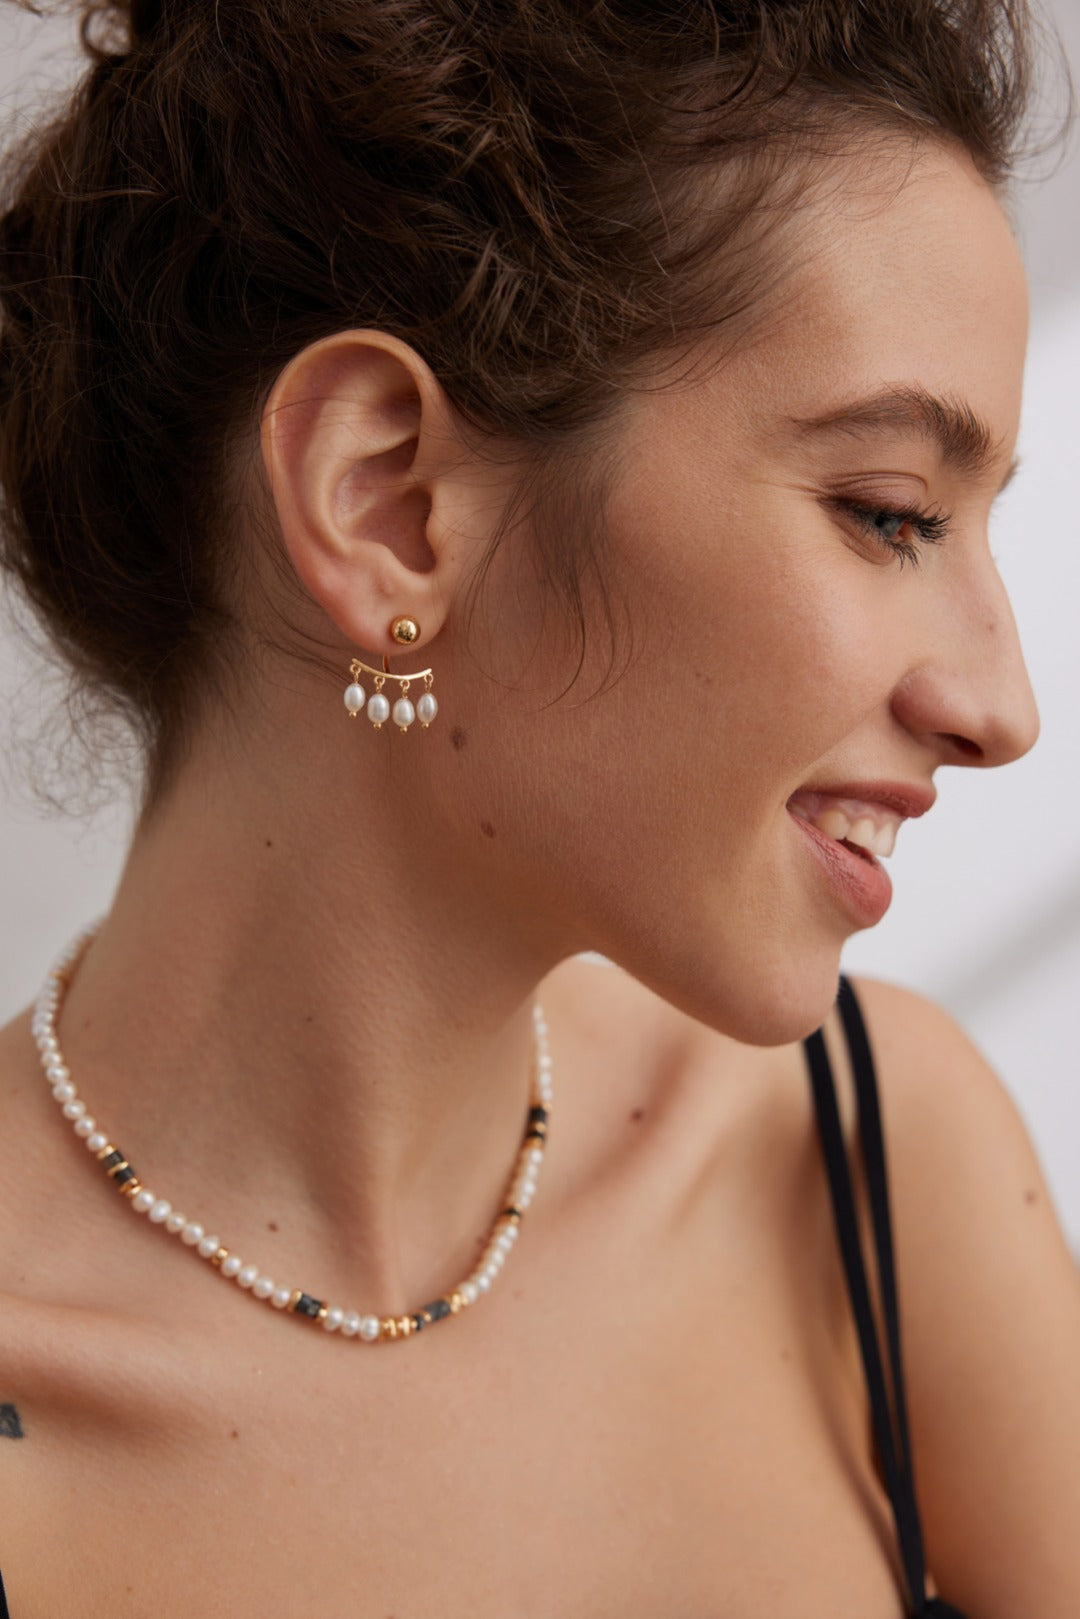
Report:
611,925,846,1050
721,961,845,1048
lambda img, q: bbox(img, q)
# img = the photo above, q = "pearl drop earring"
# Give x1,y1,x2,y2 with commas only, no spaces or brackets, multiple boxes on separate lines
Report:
343,616,438,733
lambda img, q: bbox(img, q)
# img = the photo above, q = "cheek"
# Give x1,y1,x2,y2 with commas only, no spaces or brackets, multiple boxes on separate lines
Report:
607,461,890,792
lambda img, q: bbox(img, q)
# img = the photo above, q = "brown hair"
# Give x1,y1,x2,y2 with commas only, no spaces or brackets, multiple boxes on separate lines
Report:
0,0,1040,815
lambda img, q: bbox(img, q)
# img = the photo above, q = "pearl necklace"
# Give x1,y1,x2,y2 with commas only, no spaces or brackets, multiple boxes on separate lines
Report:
32,919,552,1344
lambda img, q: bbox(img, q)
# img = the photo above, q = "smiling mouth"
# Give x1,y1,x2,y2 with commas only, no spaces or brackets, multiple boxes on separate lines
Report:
787,792,903,861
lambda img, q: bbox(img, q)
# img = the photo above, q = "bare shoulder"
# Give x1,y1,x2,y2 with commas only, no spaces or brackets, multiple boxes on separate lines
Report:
0,1003,135,1366
845,975,1075,1276
0,1003,53,1247
848,976,1080,1618
0,1002,75,1340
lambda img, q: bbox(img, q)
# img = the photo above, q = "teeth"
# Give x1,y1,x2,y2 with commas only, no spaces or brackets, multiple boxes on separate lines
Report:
790,798,901,859
849,816,877,851
817,810,850,841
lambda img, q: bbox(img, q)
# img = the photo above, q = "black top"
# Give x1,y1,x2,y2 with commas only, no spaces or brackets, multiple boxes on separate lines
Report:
0,977,968,1619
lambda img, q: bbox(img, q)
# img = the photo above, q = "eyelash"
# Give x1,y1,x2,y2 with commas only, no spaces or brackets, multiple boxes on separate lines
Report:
831,500,952,569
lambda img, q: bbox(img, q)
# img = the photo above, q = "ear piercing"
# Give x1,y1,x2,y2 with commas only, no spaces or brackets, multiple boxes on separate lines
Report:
343,616,438,733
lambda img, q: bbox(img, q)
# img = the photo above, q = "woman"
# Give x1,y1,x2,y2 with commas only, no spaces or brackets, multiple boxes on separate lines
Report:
0,0,1077,1614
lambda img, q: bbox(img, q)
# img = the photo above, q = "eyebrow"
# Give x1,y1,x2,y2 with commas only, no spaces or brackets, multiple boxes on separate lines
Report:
789,385,1017,487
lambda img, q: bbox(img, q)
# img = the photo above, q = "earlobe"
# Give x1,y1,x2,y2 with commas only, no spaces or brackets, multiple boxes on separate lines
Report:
259,330,460,652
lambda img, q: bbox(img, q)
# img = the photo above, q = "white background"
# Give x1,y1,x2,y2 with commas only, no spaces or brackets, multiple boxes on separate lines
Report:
1,4,1078,1250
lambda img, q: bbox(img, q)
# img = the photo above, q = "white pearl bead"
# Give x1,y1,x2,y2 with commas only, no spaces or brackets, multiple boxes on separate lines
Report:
460,1281,478,1306
366,692,390,725
181,1222,205,1247
237,1264,259,1289
39,1035,59,1057
392,696,415,730
359,1315,380,1341
132,1189,155,1214
344,682,366,714
148,1199,172,1224
197,1235,220,1259
322,1306,344,1332
52,1081,76,1104
45,1063,69,1083
86,1132,107,1153
221,1254,243,1279
61,1098,86,1120
73,1116,96,1138
528,1147,544,1167
252,1275,275,1300
475,1272,491,1293
341,1312,360,1337
416,691,438,725
165,1211,186,1234
271,1286,292,1310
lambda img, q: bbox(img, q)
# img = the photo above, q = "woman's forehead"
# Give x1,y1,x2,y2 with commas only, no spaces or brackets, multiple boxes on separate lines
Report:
659,144,1029,464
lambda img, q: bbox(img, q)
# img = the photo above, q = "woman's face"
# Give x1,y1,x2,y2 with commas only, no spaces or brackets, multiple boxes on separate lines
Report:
443,140,1036,1043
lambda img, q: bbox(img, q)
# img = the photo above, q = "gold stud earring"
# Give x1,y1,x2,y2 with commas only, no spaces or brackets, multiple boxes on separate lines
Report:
390,615,420,646
342,616,438,733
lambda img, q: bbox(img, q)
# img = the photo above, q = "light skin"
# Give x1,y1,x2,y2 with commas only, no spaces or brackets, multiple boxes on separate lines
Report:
0,138,1078,1618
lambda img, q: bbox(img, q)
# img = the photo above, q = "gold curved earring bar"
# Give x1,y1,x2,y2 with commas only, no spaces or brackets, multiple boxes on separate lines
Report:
349,658,433,685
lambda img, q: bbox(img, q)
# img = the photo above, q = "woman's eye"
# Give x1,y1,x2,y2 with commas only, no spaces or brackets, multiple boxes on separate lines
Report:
829,500,951,569
867,510,905,542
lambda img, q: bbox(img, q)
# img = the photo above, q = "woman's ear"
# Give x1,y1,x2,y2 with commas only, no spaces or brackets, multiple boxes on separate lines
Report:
260,329,481,655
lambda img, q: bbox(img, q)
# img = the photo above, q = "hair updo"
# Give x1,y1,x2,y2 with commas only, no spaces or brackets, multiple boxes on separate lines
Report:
0,0,1038,816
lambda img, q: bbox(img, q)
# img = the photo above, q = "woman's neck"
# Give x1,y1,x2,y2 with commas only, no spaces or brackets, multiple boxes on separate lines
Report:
51,703,575,1315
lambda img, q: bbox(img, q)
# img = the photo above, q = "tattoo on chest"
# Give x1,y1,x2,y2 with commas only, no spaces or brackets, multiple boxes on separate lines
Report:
0,1403,24,1439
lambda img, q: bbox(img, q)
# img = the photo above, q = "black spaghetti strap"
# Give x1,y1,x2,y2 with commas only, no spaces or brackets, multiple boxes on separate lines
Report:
803,981,928,1616
834,979,929,1588
0,1565,9,1619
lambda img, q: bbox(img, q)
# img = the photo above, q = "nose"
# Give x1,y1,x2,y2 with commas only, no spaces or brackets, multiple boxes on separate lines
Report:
890,560,1040,768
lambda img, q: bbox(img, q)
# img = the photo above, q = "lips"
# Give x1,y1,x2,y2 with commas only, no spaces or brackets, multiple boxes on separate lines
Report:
786,779,934,927
790,781,936,822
